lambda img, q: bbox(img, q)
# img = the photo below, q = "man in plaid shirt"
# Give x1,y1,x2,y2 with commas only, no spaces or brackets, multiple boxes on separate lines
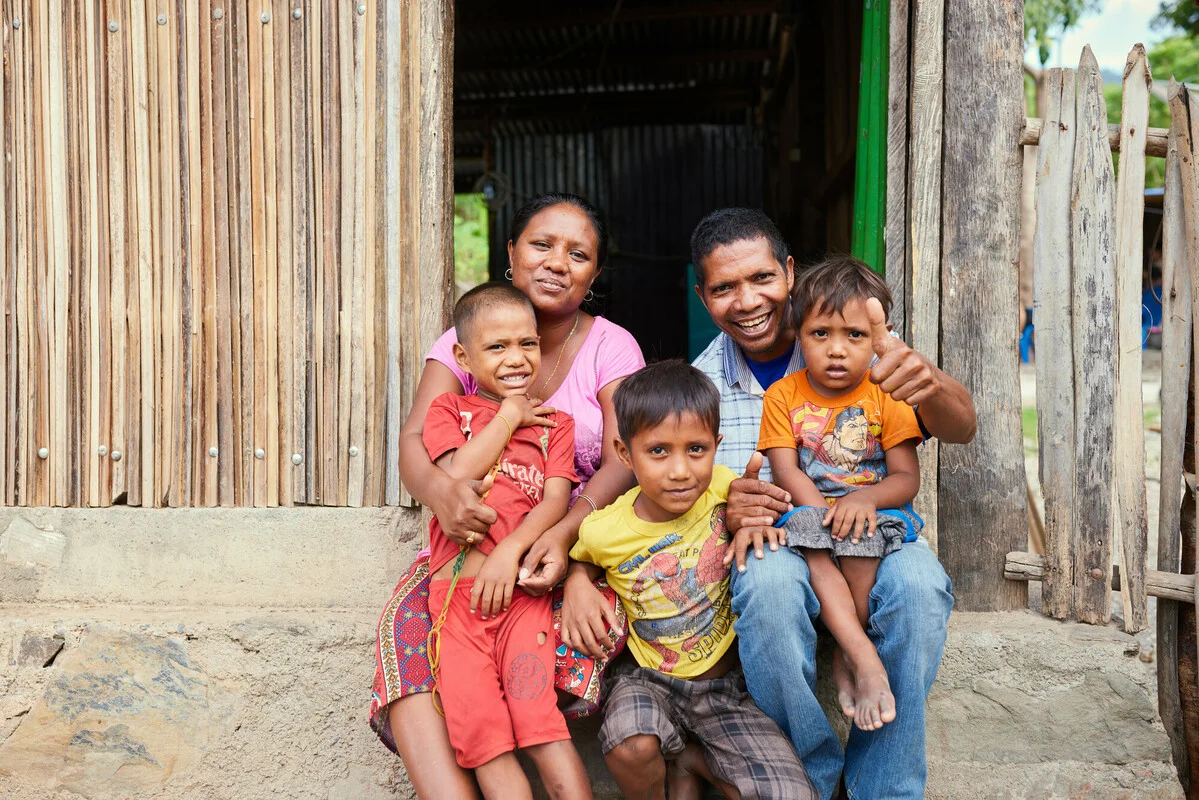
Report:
690,209,976,800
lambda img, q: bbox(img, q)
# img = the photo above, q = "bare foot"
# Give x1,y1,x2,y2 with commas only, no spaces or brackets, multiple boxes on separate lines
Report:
851,663,896,732
832,647,856,719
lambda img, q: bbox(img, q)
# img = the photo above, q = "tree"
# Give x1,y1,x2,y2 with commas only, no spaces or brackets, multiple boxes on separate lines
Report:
1153,0,1199,38
1025,0,1104,66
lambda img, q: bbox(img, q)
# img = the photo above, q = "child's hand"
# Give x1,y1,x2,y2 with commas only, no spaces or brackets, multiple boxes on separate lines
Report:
470,539,524,619
722,524,787,573
823,494,877,543
498,395,558,429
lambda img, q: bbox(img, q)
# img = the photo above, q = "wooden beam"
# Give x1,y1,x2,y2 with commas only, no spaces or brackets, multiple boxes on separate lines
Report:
936,0,1028,611
456,1,782,32
1032,67,1077,620
1005,551,1196,604
1022,116,1168,158
884,0,909,338
1070,46,1117,625
1112,45,1152,634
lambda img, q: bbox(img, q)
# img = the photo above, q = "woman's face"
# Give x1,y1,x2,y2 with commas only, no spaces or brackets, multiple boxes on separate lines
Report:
507,204,601,316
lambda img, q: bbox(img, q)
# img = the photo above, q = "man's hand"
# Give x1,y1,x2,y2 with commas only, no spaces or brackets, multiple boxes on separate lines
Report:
470,539,523,619
725,452,792,533
823,492,877,543
432,474,498,547
866,297,942,407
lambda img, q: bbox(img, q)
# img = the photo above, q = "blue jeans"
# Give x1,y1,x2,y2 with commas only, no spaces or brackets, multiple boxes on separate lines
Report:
730,539,953,800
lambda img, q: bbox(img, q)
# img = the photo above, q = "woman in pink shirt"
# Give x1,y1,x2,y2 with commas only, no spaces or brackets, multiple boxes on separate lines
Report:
370,193,645,797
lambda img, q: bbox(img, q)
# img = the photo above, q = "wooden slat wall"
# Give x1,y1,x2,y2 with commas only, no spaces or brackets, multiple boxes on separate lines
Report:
0,0,452,507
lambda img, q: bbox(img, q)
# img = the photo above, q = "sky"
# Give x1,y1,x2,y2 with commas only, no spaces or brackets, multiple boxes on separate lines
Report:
1024,0,1166,74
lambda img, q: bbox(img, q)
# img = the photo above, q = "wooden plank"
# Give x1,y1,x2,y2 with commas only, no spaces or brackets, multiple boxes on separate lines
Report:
289,0,310,504
344,0,365,507
13,0,28,505
363,0,382,507
1070,46,1117,625
181,0,200,506
336,0,353,507
1112,45,1151,633
381,0,402,505
272,0,293,506
1004,551,1198,604
104,0,128,503
231,0,253,505
129,0,155,506
884,0,908,338
0,0,11,505
417,0,453,407
83,0,102,506
1021,117,1168,158
318,0,339,505
32,0,51,507
260,1,279,507
45,0,67,505
904,0,942,552
1032,67,1077,620
937,0,1027,610
246,0,267,507
1158,78,1194,789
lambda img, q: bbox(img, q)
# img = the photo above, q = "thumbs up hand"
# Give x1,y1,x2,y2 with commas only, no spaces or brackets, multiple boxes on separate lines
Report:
866,297,942,406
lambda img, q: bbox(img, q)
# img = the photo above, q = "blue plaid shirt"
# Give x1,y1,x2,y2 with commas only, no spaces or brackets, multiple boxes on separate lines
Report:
692,333,807,484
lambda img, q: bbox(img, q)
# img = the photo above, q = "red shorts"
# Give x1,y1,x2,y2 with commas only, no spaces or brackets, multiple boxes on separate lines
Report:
428,578,570,769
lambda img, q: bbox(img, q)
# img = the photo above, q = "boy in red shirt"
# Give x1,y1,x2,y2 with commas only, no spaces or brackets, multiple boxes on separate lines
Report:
423,282,590,799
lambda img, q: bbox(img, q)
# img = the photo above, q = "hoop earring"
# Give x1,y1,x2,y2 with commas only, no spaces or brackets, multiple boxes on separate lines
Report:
585,290,595,303
504,268,513,281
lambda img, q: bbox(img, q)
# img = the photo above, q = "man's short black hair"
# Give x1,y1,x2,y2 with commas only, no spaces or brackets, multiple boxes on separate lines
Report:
613,361,721,444
690,208,791,290
791,255,892,330
453,281,536,344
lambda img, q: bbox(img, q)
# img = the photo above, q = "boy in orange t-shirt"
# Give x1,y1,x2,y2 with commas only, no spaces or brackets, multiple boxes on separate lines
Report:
757,257,923,736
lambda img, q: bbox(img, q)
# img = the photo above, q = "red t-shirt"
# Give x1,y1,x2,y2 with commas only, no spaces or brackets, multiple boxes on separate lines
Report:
423,393,579,574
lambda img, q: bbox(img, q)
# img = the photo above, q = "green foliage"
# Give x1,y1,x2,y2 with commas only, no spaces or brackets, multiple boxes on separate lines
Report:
1103,82,1169,188
1153,0,1199,36
1150,35,1199,84
454,194,489,290
1024,0,1104,66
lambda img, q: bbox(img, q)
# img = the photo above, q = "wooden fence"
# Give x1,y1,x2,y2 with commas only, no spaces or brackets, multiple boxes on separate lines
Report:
0,0,452,508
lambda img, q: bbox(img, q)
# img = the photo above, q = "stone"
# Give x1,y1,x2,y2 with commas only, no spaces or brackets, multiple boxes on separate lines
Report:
15,633,64,668
0,517,65,568
0,629,232,796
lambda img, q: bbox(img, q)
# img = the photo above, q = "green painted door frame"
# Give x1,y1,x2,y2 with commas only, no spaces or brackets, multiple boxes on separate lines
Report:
851,0,889,274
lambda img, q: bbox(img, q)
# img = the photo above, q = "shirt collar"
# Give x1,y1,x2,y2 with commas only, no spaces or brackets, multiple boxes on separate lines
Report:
719,333,805,396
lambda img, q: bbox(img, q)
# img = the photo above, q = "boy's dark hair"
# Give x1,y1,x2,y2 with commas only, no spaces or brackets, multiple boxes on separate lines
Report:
510,192,610,269
791,255,892,330
613,361,721,444
690,208,790,290
453,281,536,343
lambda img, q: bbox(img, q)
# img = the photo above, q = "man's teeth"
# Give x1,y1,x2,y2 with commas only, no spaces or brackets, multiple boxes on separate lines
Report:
736,314,769,332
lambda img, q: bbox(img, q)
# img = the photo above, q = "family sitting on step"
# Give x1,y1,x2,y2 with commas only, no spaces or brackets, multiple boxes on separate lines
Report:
369,195,977,800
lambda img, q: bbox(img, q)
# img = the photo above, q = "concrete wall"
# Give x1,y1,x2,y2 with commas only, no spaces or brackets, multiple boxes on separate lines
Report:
0,509,1187,799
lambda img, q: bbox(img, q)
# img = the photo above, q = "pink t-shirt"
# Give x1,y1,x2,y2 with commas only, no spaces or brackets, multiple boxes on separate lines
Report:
426,316,645,489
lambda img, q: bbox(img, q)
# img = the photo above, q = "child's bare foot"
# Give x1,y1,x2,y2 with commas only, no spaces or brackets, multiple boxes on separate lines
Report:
851,664,896,731
832,647,856,719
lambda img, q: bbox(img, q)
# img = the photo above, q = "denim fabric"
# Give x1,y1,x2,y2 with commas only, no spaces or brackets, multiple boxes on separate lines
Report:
730,538,953,800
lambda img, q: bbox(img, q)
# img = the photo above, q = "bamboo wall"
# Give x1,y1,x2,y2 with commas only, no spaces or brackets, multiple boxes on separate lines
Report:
0,0,452,508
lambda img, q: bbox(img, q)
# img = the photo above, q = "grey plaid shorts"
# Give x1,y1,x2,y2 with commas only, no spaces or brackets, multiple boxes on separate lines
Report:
599,659,817,799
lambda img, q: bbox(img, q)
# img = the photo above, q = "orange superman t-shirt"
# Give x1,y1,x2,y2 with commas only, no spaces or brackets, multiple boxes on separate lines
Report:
423,393,578,574
757,369,922,504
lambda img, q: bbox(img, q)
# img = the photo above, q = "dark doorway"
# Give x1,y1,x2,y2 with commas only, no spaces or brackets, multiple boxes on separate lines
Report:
454,1,865,360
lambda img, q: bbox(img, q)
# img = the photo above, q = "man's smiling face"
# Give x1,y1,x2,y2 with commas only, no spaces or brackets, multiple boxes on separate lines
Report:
695,236,795,362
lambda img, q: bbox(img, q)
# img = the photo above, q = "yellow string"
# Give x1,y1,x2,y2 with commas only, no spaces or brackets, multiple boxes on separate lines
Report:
427,457,503,716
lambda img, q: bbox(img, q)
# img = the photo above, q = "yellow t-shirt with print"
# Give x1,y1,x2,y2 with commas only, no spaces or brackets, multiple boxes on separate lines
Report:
570,465,737,679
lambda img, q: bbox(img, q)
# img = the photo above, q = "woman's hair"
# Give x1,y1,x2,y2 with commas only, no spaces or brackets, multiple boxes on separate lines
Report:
613,360,721,444
791,255,892,330
509,192,610,269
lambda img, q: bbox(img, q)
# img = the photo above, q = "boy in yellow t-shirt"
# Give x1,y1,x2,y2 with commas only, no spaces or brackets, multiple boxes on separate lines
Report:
567,361,814,800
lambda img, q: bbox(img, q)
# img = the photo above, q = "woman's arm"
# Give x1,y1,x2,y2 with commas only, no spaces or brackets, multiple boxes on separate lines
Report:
517,378,637,592
400,359,498,542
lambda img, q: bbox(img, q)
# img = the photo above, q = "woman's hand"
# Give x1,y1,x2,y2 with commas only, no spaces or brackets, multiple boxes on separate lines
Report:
517,529,570,596
430,473,499,547
560,570,622,661
499,395,558,429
